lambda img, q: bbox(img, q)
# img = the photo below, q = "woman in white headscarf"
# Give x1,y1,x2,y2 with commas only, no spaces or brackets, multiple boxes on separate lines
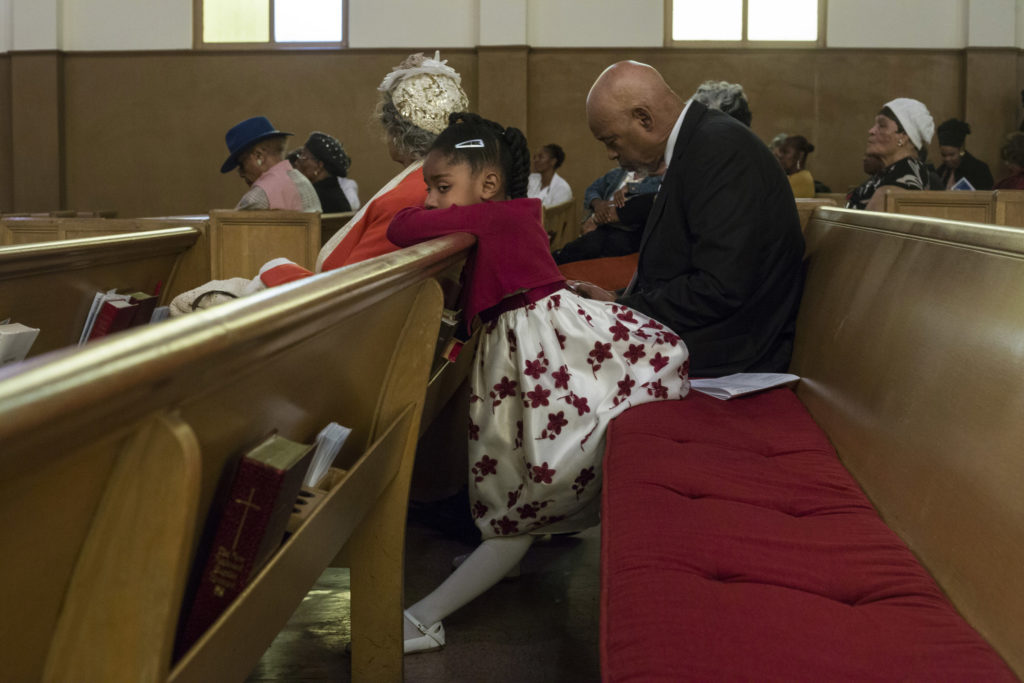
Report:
846,98,935,211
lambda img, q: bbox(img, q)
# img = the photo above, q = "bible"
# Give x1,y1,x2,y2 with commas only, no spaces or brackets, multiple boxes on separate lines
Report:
177,432,314,654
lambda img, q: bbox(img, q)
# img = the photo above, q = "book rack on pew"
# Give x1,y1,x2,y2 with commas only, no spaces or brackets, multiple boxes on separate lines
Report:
0,232,476,683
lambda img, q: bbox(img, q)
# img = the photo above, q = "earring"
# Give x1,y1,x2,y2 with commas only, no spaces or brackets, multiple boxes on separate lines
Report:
897,139,904,147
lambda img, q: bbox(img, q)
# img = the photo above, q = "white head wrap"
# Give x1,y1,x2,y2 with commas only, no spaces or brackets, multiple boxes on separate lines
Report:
884,98,934,151
379,51,469,135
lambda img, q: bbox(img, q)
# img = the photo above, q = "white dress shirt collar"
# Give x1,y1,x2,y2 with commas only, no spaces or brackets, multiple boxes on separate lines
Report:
663,99,691,172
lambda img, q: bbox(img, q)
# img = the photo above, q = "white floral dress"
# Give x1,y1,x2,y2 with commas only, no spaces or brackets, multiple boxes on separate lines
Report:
468,289,690,539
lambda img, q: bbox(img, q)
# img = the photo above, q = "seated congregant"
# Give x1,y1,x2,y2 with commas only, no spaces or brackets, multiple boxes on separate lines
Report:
289,132,357,213
527,144,572,207
995,132,1024,189
847,98,934,211
774,135,816,198
936,118,994,190
691,80,752,126
221,116,321,212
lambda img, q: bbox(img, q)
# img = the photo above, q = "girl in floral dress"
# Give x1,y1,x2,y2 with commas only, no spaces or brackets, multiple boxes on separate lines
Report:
388,113,691,653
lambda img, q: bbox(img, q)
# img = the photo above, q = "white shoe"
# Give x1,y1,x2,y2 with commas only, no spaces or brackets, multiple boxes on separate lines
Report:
451,553,521,579
404,610,445,654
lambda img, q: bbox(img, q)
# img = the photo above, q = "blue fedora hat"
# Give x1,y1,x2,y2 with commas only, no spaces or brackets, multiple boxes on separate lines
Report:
221,116,292,173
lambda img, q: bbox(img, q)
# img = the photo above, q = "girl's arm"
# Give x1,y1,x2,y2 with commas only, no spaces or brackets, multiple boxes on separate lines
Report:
388,205,479,247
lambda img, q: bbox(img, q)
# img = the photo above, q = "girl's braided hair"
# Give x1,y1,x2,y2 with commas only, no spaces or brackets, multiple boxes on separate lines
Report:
430,112,531,199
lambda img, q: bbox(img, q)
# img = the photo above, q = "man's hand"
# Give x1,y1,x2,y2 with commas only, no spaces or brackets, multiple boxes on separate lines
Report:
568,280,616,301
592,200,619,225
611,187,629,207
581,216,598,234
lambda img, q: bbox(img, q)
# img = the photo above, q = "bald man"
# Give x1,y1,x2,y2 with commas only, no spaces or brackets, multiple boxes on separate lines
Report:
577,61,804,376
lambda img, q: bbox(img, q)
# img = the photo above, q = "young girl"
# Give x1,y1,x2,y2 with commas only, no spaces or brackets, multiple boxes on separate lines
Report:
387,113,691,653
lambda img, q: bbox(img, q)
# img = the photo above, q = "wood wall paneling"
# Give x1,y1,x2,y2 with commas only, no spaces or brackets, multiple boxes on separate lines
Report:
10,52,63,213
963,49,1019,186
0,56,12,212
477,46,529,136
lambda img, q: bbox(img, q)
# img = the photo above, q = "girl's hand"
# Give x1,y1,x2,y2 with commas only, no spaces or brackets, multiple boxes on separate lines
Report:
568,280,616,302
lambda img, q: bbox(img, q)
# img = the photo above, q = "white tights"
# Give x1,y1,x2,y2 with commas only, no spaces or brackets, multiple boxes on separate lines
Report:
404,534,535,638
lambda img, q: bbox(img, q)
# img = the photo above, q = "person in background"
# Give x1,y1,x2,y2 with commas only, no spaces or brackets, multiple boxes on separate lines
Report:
846,98,935,211
290,132,361,212
936,118,993,190
527,144,572,207
775,135,816,198
692,80,752,127
995,132,1024,189
221,116,321,212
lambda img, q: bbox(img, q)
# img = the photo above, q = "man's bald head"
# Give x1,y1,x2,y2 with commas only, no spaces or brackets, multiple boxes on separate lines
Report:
586,61,684,175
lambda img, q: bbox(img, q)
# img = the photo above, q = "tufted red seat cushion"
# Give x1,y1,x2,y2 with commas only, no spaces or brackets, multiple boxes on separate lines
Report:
600,388,1015,682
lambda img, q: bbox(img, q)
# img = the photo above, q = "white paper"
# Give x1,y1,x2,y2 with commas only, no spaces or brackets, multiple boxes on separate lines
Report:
690,373,799,400
0,322,40,365
305,422,352,488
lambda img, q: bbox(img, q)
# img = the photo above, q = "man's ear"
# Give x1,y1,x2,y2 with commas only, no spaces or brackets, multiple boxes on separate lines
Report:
480,170,503,200
631,107,654,130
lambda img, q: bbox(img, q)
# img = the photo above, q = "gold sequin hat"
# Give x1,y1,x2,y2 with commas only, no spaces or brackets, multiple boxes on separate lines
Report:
379,51,469,135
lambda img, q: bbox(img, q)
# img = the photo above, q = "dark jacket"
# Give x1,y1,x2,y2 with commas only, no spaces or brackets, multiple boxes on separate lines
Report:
312,176,352,213
618,102,805,377
939,151,994,191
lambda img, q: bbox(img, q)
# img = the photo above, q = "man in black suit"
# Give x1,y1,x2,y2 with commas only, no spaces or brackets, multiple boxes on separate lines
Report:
574,61,805,377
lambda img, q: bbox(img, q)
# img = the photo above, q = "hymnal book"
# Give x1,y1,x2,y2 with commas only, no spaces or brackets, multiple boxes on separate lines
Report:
126,291,159,326
79,289,130,344
305,421,351,488
951,177,975,191
690,373,800,400
177,433,314,654
86,299,139,341
0,322,40,365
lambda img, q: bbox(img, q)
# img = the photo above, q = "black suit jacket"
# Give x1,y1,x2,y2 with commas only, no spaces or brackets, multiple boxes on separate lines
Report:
618,102,805,377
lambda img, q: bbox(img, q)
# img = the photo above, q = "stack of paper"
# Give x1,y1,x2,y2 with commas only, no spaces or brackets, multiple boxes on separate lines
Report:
689,373,800,400
304,422,352,487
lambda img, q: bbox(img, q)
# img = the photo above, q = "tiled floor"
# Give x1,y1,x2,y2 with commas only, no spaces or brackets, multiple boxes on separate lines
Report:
246,518,601,682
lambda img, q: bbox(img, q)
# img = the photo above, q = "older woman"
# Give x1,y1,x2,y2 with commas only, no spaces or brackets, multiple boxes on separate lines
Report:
692,80,752,127
995,132,1024,189
291,132,356,213
775,135,816,198
937,119,993,190
171,52,468,314
847,98,935,211
221,116,321,212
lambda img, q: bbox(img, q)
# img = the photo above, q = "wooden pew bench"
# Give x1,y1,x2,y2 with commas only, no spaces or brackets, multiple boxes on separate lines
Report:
543,199,577,251
0,227,199,356
884,188,1024,228
600,207,1023,679
0,232,474,683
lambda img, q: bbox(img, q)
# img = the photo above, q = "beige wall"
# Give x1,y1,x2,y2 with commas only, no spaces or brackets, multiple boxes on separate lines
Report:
2,46,1023,216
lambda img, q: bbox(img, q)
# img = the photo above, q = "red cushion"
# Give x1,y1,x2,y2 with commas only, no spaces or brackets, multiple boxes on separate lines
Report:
601,388,1014,682
558,254,638,291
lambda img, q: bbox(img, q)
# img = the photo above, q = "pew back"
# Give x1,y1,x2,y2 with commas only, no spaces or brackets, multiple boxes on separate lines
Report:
0,228,199,356
544,199,577,250
2,216,138,244
0,233,473,682
794,197,836,231
791,207,1024,674
884,189,996,222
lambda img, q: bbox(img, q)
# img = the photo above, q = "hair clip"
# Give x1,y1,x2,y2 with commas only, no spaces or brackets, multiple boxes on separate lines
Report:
454,139,485,148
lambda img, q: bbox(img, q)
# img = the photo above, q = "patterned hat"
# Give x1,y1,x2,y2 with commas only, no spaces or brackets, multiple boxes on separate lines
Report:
379,51,469,135
305,132,351,177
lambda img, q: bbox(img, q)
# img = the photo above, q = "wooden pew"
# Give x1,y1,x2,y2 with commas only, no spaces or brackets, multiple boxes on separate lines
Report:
0,227,199,356
321,211,356,247
0,232,475,683
815,192,848,206
884,189,996,222
994,189,1024,227
2,216,135,244
795,197,836,232
543,199,577,251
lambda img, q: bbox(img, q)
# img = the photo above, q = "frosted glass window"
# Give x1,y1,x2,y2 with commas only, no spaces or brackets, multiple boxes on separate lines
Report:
275,0,343,42
204,0,270,43
748,0,818,40
672,0,742,41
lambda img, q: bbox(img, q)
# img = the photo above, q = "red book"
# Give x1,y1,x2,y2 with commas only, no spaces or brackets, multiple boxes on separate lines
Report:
86,299,139,340
176,433,314,655
126,291,159,326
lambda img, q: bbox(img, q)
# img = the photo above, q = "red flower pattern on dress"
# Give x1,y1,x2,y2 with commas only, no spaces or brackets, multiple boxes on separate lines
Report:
538,411,568,440
624,343,646,364
514,420,524,449
642,319,664,331
572,466,596,499
473,501,488,519
617,375,636,397
531,462,556,484
644,379,669,399
525,384,551,408
576,306,594,327
650,352,669,372
506,328,518,352
659,331,681,347
468,417,480,441
554,328,567,350
472,454,498,483
587,341,613,375
559,391,591,416
546,294,562,310
551,365,571,389
491,516,520,535
679,359,690,380
524,358,546,379
490,376,518,412
616,308,638,325
516,501,540,519
507,488,521,508
608,320,630,342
